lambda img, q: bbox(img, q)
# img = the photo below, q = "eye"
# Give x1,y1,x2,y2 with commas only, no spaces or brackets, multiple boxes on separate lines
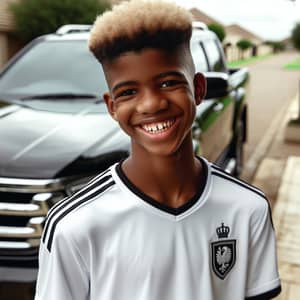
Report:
116,89,137,98
161,80,179,88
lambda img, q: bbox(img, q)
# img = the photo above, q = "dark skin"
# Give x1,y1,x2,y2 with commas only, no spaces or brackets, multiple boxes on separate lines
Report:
103,47,206,209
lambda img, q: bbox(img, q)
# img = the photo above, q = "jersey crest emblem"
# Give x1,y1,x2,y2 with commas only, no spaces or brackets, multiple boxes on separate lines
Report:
211,223,236,280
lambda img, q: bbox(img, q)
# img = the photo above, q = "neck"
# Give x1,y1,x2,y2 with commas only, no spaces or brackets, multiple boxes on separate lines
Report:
122,139,203,208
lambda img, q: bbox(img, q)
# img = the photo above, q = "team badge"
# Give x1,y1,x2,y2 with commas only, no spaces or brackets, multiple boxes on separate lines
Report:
211,223,236,280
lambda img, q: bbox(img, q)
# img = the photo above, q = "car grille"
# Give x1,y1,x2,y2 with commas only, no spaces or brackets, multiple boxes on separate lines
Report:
0,178,66,268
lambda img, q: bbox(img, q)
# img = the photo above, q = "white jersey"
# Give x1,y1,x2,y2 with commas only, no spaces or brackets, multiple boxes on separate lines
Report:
35,157,281,300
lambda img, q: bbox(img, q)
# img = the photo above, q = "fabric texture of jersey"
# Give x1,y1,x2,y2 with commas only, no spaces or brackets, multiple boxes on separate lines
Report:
35,157,281,300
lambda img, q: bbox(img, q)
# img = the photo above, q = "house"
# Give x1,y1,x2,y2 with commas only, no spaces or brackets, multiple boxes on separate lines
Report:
224,24,271,61
191,8,272,62
281,37,293,50
0,2,274,67
0,0,23,68
190,8,223,26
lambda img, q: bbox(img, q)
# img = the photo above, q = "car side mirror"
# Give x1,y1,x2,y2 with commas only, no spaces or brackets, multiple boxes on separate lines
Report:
204,72,229,100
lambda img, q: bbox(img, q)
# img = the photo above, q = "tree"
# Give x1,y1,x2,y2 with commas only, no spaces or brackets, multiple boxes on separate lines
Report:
208,23,226,42
291,22,300,50
264,40,285,53
10,0,110,43
236,39,253,59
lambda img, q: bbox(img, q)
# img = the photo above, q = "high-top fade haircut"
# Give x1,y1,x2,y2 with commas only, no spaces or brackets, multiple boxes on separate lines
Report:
88,0,193,63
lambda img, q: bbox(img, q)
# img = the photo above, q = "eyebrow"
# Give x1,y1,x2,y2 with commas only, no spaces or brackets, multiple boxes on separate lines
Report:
111,71,186,94
111,80,137,94
154,71,185,80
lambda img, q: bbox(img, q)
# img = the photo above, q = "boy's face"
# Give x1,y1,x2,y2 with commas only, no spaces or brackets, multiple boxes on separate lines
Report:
103,48,206,157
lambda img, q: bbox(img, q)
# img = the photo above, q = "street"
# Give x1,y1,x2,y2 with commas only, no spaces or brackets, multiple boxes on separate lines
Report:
242,50,300,181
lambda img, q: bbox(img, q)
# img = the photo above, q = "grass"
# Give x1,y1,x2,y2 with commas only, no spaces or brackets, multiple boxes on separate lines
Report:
227,54,273,68
284,57,300,70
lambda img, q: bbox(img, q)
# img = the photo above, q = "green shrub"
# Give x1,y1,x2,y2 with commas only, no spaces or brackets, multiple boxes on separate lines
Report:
236,39,252,50
208,23,226,42
10,0,110,43
291,22,300,50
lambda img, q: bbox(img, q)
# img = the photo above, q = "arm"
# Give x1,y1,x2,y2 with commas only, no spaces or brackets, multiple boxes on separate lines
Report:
35,226,89,300
245,200,281,300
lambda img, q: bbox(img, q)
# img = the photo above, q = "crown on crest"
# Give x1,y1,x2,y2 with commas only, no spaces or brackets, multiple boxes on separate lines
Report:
216,223,230,238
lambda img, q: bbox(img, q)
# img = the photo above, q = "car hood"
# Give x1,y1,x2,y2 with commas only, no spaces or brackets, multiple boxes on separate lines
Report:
0,101,129,178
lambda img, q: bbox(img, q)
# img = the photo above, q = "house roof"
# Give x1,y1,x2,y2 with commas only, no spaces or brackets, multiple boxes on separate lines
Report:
0,0,17,32
225,24,263,43
190,8,224,26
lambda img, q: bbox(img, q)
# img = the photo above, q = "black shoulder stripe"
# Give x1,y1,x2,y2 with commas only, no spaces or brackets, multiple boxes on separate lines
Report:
211,166,266,199
212,169,275,230
42,171,112,244
46,179,115,252
212,165,274,229
47,168,111,220
212,171,267,200
212,164,265,196
245,285,281,299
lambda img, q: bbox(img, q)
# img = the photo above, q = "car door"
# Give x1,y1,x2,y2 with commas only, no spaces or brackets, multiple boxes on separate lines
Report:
191,34,235,164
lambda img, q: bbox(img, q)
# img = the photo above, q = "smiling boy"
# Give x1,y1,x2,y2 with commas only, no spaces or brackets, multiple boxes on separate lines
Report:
35,1,281,299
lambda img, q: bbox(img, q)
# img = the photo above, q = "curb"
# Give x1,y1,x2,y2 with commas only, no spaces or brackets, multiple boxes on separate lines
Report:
242,94,299,184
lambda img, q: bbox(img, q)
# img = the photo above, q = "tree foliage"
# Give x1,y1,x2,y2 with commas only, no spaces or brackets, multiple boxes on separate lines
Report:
208,23,226,42
10,0,110,43
291,22,300,50
236,39,253,59
264,40,285,53
236,39,253,51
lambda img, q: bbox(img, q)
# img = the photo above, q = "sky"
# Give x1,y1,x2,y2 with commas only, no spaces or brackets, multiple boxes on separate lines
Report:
172,0,300,41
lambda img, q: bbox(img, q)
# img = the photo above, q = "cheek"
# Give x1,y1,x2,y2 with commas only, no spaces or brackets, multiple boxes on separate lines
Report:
114,103,134,129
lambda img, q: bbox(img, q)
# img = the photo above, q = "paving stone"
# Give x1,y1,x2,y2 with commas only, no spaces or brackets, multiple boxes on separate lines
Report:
288,283,300,300
273,280,289,300
271,157,300,299
278,262,300,283
252,158,286,207
281,158,300,185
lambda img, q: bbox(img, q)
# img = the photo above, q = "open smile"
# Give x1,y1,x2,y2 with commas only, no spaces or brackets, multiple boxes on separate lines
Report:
140,118,176,134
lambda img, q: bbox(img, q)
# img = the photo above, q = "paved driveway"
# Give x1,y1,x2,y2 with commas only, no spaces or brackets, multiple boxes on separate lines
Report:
242,50,300,180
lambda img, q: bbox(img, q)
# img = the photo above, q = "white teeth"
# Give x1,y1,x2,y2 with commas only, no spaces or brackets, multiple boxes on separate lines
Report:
141,119,175,134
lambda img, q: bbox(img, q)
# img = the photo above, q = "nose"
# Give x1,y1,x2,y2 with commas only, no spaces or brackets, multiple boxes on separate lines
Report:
136,89,168,114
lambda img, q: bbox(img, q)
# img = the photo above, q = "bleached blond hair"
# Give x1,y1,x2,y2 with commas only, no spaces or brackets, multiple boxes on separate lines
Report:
88,0,193,62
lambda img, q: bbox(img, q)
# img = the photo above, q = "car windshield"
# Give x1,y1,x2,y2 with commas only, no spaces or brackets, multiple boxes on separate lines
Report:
0,39,108,100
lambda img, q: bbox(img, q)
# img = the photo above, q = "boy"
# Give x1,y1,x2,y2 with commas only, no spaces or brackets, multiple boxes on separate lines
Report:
35,0,281,299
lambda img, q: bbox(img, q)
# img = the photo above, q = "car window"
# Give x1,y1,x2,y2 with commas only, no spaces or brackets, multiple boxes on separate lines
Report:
190,40,209,72
202,39,226,72
0,40,108,99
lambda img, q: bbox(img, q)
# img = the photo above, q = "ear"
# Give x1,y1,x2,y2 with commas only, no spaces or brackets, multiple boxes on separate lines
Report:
103,92,118,121
193,72,206,105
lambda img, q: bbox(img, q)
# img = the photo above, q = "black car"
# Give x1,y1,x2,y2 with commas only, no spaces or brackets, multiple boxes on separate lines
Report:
0,23,248,282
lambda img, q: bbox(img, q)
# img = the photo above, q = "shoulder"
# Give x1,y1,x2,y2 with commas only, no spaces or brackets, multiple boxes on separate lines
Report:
208,163,274,233
210,163,266,198
42,166,117,252
209,163,269,212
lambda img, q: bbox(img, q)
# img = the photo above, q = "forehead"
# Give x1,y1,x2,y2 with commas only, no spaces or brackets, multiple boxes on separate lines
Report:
103,48,191,87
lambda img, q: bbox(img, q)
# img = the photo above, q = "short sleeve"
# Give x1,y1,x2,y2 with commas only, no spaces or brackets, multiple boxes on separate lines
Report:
35,226,89,300
245,201,281,299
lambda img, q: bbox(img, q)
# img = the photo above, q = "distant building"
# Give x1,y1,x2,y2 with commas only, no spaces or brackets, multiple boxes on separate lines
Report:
0,1,274,67
0,0,23,68
280,37,293,50
190,8,223,26
224,24,271,61
191,9,272,62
